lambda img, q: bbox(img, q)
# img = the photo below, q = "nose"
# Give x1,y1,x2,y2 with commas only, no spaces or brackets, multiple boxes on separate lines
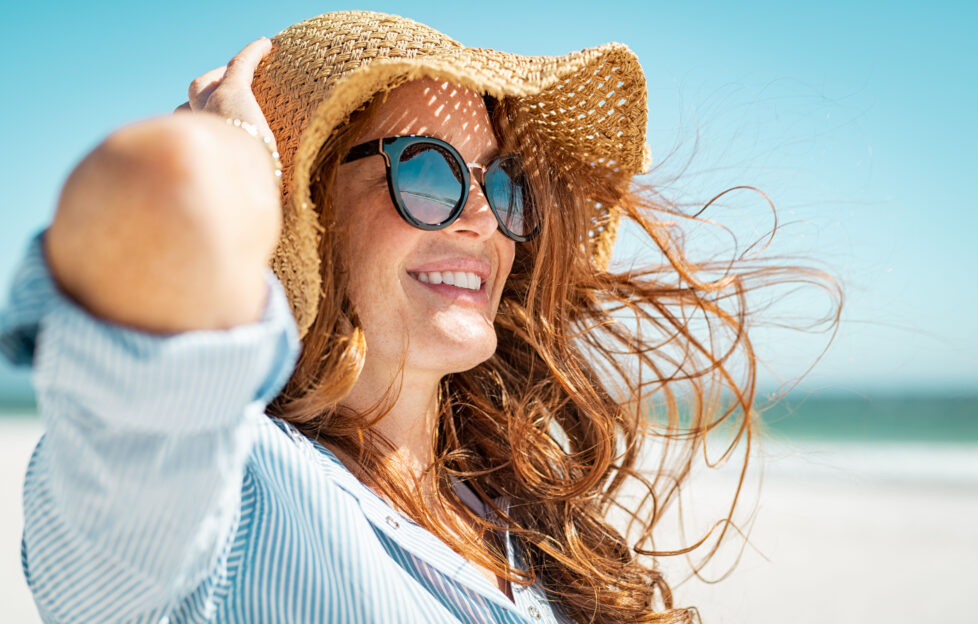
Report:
446,163,498,239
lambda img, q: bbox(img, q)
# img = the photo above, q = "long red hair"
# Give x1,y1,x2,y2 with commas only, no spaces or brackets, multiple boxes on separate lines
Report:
267,91,840,623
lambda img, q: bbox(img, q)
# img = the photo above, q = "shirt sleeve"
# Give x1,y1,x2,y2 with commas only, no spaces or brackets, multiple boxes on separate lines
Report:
1,229,301,622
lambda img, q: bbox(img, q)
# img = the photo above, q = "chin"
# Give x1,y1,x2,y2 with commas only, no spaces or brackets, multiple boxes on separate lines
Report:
449,345,497,373
418,325,498,374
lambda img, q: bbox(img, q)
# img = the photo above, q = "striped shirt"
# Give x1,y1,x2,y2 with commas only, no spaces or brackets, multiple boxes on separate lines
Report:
1,230,570,623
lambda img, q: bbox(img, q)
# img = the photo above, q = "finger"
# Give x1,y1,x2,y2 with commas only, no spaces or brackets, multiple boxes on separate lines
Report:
191,81,223,111
188,66,227,109
174,102,191,113
222,37,272,87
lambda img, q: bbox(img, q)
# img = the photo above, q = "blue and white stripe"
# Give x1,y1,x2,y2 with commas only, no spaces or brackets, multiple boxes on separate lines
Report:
1,230,569,623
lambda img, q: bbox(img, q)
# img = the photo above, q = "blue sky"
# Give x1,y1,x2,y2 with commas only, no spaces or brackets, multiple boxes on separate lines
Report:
1,1,975,396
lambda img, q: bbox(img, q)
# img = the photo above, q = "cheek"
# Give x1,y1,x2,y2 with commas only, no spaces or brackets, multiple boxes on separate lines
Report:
334,189,390,307
500,239,516,277
336,175,406,267
492,238,516,312
344,207,413,298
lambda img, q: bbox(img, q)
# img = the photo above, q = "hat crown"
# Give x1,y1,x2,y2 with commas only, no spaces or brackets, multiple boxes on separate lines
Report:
277,11,463,83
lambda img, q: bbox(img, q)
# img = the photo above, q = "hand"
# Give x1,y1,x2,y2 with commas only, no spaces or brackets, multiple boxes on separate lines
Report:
175,37,275,147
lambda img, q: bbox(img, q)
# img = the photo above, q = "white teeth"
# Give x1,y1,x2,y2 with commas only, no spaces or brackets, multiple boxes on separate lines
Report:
413,271,482,291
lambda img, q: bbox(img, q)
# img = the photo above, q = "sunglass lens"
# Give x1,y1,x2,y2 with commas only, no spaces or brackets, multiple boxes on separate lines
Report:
486,155,535,238
397,143,465,225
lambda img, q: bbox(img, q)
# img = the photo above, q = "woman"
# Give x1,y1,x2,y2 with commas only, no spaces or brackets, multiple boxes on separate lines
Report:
1,10,829,624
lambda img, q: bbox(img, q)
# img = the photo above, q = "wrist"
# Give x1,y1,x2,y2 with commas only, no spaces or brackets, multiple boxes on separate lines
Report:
226,118,282,183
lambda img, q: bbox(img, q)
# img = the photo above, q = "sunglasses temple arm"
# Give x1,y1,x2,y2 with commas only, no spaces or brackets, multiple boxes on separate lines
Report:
343,138,385,163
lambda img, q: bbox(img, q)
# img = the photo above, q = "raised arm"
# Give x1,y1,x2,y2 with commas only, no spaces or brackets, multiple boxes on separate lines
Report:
6,39,300,623
45,37,281,333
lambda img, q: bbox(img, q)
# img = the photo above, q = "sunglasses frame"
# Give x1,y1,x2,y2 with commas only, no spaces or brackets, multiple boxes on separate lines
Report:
342,135,539,242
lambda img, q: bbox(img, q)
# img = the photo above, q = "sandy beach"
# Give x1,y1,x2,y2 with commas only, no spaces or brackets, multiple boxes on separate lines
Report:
1,419,41,624
662,439,978,623
2,419,976,624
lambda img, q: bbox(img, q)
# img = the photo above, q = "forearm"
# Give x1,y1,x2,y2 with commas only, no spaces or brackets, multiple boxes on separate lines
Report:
44,113,281,334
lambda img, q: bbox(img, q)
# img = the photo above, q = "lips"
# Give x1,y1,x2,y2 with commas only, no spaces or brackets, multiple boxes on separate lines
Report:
406,259,492,304
408,257,490,290
413,270,482,290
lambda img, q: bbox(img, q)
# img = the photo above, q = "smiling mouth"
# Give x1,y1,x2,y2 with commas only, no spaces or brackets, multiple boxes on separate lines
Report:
409,270,484,291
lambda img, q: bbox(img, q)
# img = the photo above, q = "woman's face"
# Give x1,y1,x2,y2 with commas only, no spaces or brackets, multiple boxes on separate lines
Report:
333,78,516,379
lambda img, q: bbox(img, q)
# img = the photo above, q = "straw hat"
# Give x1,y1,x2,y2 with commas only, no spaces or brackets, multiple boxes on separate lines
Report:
252,10,651,339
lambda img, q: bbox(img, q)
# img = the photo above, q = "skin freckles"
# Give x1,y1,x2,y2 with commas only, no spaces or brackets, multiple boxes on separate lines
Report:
334,78,515,384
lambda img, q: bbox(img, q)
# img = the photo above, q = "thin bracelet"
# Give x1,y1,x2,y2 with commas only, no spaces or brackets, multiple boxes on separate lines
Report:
226,118,283,182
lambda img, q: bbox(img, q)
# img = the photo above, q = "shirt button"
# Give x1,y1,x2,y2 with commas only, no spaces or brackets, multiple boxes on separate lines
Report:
528,605,541,619
159,618,171,624
385,515,400,529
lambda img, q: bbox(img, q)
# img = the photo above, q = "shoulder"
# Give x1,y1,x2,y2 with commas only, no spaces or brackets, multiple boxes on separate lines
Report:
236,415,389,566
245,415,363,507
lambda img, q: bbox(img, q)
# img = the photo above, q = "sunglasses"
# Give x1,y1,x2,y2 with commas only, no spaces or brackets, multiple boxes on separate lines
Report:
342,135,539,242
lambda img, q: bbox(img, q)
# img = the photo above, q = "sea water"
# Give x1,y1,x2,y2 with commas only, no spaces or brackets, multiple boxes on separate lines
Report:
751,394,978,488
758,394,978,444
